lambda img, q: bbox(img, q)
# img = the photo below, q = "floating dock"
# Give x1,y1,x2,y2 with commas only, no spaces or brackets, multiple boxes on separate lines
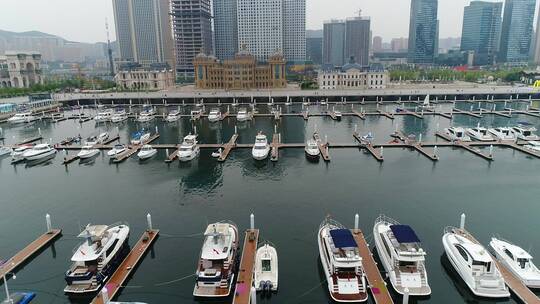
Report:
165,145,181,163
352,229,393,304
218,134,238,162
0,229,62,278
91,229,159,304
353,132,383,162
352,109,366,120
114,134,160,163
452,108,482,118
435,132,493,161
17,136,43,145
377,109,394,120
313,132,330,161
232,229,259,304
271,133,280,162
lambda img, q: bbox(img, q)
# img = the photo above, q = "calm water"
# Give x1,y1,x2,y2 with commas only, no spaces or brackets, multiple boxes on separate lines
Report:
1,101,540,304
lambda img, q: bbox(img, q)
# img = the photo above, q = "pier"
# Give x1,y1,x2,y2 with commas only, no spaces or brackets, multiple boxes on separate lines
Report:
92,228,159,304
114,133,160,163
352,109,366,120
435,132,493,161
165,145,181,163
271,133,280,162
353,132,384,162
17,136,43,145
313,132,330,161
232,228,259,304
218,133,239,162
392,132,438,161
452,108,482,118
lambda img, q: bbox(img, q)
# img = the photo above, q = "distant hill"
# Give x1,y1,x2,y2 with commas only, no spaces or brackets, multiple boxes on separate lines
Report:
0,29,59,39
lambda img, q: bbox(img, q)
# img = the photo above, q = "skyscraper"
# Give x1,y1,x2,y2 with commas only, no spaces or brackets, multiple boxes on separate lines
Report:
461,1,502,66
283,0,306,63
372,36,383,53
306,30,323,64
213,0,238,60
323,20,346,67
112,0,174,67
534,7,540,63
171,0,213,74
499,0,536,63
408,0,439,64
345,16,371,65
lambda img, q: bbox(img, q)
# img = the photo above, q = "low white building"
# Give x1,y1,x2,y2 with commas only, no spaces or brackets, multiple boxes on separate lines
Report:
115,62,175,90
318,57,388,90
0,51,44,88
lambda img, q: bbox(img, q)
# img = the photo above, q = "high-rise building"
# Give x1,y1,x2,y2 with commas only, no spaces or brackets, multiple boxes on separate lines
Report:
345,16,371,66
323,20,346,67
391,37,408,52
112,0,174,67
461,1,502,66
283,0,306,63
534,8,540,63
499,0,536,63
408,0,439,64
372,36,383,53
306,30,323,64
171,0,213,74
213,0,238,60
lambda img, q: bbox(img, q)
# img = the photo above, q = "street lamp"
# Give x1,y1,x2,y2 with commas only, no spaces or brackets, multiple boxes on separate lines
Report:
3,272,16,304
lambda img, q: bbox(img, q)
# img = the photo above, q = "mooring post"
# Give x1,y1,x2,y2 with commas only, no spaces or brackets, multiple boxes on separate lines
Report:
166,149,169,158
147,213,153,231
419,134,422,143
235,126,238,134
250,213,255,230
46,214,52,232
380,146,384,157
489,145,493,157
403,288,410,304
460,213,466,230
355,124,358,134
38,127,42,136
155,126,159,134
354,214,359,230
434,146,438,157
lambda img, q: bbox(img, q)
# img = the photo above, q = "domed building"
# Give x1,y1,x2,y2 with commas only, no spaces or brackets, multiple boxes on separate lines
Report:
194,48,286,90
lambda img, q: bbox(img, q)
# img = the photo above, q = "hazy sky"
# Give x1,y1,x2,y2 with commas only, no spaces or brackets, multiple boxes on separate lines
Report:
0,0,530,43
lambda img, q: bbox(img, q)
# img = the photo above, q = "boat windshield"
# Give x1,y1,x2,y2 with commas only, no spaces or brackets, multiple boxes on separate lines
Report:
114,145,124,149
254,145,267,150
180,147,192,152
472,260,491,271
523,130,532,136
262,259,271,272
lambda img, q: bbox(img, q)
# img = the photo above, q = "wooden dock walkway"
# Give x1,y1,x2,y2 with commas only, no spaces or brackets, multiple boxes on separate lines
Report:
452,108,482,118
91,229,159,304
392,132,438,161
353,132,384,161
0,229,62,278
232,229,259,304
328,111,338,120
313,132,330,161
352,110,366,120
351,229,393,304
435,132,493,161
18,136,43,145
165,145,181,163
271,133,280,162
377,109,395,120
114,134,160,163
218,134,238,162
397,108,423,119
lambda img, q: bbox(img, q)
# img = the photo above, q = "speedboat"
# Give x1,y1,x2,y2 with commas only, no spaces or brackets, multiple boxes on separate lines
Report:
137,145,157,160
208,108,222,122
255,242,278,293
7,112,37,124
22,144,56,161
488,127,516,141
373,215,431,296
11,144,33,162
165,110,181,122
490,237,540,288
511,125,540,141
64,223,130,294
524,141,540,152
444,127,471,141
77,145,100,159
252,132,270,160
131,130,151,145
111,110,128,123
107,144,128,158
212,148,222,158
193,222,239,298
305,139,320,160
318,217,368,303
137,106,156,123
177,134,200,162
442,227,509,298
0,146,12,156
97,132,109,144
467,126,494,142
237,108,249,122
94,109,113,123
334,110,342,121
85,135,99,146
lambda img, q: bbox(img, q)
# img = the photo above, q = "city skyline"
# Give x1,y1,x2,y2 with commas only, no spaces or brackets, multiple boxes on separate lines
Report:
2,0,534,44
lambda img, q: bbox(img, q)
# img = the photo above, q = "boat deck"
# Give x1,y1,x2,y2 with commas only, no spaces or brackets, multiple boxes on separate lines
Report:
232,229,259,304
91,229,159,304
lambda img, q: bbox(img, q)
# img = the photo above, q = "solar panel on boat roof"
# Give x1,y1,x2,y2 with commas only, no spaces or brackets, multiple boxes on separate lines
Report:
329,229,357,248
390,225,421,243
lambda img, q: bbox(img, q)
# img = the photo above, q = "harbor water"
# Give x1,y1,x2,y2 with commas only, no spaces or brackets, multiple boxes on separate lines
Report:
0,101,539,303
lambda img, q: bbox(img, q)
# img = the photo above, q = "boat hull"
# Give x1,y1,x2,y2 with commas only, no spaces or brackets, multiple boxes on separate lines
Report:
24,149,56,161
78,150,100,159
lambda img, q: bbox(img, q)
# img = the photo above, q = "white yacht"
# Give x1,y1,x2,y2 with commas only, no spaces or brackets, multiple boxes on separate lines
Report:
208,108,222,122
64,223,130,294
524,141,540,152
237,108,250,122
255,242,278,293
77,145,100,159
191,109,203,120
334,110,342,121
193,222,239,298
131,130,151,145
511,125,539,141
22,144,56,161
111,110,128,123
318,217,368,303
7,112,37,124
488,127,516,141
137,145,157,160
137,106,156,123
252,132,270,160
442,227,509,298
373,215,431,296
177,134,200,162
0,146,12,156
490,237,540,288
444,127,471,141
94,110,113,123
305,139,320,160
165,110,181,122
107,144,128,158
10,144,33,162
467,126,494,142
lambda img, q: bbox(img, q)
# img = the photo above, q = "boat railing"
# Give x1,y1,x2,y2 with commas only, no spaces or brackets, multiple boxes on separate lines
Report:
257,239,277,250
319,216,346,231
375,214,399,226
443,226,459,235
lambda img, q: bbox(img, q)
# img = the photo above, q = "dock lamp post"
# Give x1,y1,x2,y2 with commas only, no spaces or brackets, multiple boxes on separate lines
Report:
2,271,16,304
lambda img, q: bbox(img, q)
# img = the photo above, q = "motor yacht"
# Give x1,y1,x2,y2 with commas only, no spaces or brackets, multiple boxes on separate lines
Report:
111,110,128,123
77,145,100,159
137,145,157,160
107,144,128,158
193,222,239,298
255,242,278,293
10,144,33,162
94,109,113,123
511,125,539,141
22,144,56,161
64,223,130,294
237,108,250,122
373,215,431,296
131,130,151,145
490,237,540,288
252,132,270,160
208,109,222,122
334,110,342,121
178,134,200,162
0,146,12,156
488,127,516,141
305,139,320,160
165,110,181,122
524,141,540,152
7,112,37,124
318,217,368,303
444,127,471,141
137,106,156,123
467,126,494,142
442,227,509,298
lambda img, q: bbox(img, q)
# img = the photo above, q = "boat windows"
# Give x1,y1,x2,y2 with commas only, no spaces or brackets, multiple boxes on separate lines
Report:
105,239,119,257
472,260,491,272
455,245,469,262
262,259,271,272
399,261,416,267
504,249,514,260
254,145,267,150
524,131,532,136
381,234,393,257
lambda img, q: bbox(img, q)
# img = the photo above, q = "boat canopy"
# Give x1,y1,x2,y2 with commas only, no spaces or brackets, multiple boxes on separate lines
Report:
390,225,420,244
329,229,356,249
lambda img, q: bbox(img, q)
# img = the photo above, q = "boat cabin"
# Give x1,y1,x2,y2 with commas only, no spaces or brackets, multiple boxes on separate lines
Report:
326,229,362,273
500,242,534,270
383,225,426,270
454,241,495,275
198,224,234,282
